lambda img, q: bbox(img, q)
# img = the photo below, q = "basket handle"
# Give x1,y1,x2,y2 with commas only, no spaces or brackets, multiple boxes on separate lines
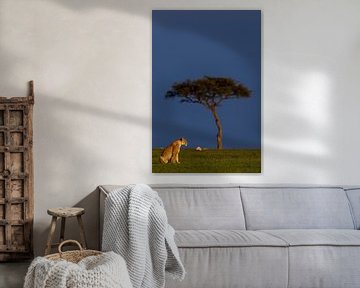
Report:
58,240,83,255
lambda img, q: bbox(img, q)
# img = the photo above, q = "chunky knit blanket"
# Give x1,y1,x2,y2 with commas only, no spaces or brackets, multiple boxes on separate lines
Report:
102,184,185,288
24,251,132,288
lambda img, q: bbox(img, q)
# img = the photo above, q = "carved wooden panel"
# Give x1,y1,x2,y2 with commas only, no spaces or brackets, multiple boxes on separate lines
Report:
0,81,34,261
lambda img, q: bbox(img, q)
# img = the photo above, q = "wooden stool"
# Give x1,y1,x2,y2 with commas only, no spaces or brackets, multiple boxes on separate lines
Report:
45,207,87,255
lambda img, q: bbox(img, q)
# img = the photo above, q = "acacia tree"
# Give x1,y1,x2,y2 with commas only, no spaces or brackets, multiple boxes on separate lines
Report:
166,76,251,149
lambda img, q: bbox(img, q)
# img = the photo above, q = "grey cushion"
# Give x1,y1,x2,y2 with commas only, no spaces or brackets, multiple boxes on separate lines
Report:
175,230,287,248
288,246,360,288
100,185,246,230
153,186,246,230
345,188,360,229
165,247,288,288
262,229,360,246
261,230,360,288
241,187,355,230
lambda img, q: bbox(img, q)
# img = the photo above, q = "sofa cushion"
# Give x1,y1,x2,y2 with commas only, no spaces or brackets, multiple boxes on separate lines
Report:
241,187,355,230
100,185,246,230
262,229,360,246
165,247,288,288
288,246,360,288
153,186,246,230
261,230,360,288
175,230,288,248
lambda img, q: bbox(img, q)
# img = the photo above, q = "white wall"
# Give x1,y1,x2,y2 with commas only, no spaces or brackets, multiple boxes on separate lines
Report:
0,0,359,255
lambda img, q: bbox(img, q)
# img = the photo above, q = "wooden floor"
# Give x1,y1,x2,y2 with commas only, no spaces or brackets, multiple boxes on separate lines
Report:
0,261,30,288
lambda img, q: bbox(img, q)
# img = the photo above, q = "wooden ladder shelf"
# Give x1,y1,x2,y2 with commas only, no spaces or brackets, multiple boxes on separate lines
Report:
0,81,34,261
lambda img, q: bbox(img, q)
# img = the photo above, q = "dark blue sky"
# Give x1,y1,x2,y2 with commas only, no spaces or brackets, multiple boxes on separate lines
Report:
152,10,261,149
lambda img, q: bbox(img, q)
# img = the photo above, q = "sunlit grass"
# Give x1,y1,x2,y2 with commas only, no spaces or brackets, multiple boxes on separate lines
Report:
152,148,261,173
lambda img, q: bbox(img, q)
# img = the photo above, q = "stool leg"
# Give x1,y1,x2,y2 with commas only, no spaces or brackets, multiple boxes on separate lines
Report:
60,217,66,243
45,216,57,255
77,215,87,249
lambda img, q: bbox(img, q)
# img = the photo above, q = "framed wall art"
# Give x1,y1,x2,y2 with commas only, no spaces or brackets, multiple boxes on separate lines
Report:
152,10,261,173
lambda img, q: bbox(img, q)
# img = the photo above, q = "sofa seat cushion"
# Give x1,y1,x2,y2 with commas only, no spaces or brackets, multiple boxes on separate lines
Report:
166,246,289,288
175,230,288,248
262,229,360,246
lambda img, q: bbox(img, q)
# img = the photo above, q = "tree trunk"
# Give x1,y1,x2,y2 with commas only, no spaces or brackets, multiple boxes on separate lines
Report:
210,106,223,149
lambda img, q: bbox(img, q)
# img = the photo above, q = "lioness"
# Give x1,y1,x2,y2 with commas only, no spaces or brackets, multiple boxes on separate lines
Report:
159,138,188,164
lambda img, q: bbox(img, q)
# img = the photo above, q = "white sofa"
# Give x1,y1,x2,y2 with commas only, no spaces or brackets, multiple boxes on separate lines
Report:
99,185,360,288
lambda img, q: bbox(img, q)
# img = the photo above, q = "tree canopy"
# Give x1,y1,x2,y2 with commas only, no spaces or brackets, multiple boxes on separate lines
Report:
165,76,251,108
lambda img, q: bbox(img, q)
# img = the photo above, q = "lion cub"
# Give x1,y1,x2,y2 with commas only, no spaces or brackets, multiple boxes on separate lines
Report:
159,138,188,164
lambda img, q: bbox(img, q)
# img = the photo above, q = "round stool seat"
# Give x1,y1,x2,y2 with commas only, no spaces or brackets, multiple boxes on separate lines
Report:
47,207,85,218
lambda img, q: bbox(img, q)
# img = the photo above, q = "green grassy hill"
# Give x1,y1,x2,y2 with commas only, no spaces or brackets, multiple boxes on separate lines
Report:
152,148,261,173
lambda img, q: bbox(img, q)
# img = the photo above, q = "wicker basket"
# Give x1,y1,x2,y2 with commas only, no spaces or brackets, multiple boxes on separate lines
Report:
45,240,102,263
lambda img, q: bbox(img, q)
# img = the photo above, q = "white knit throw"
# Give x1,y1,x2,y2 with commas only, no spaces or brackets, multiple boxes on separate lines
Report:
102,184,185,288
24,251,133,288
